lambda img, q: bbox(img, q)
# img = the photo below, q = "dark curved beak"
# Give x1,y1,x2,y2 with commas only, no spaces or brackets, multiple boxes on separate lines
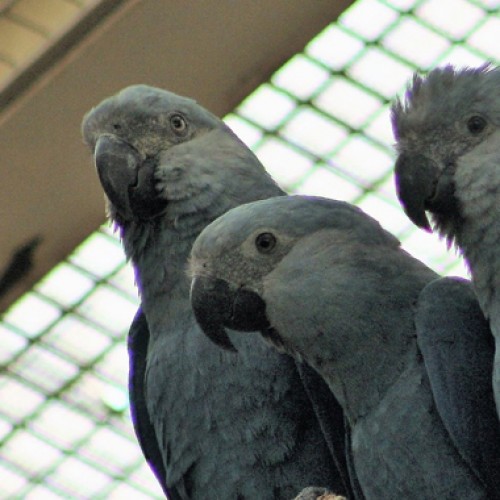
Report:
190,276,270,352
95,135,141,219
95,135,167,220
394,153,440,231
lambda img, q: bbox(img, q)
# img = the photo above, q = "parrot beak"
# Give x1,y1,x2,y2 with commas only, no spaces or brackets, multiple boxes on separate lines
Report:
190,275,237,352
95,135,167,220
394,153,439,232
95,135,141,219
190,275,270,352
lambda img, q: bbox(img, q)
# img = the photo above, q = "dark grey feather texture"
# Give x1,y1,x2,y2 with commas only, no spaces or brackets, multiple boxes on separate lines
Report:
190,195,500,499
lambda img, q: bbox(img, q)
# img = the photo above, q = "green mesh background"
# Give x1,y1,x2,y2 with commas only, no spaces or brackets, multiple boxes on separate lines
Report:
1,0,499,498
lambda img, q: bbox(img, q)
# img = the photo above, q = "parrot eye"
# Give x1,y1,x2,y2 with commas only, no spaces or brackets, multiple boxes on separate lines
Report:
255,232,277,254
466,115,487,135
170,114,188,135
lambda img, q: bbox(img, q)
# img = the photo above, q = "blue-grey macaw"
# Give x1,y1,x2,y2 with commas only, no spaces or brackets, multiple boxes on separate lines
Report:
189,195,500,499
82,86,354,499
391,64,500,416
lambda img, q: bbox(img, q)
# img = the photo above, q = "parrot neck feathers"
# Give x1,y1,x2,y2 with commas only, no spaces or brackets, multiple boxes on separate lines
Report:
115,188,272,336
434,140,500,321
432,213,500,325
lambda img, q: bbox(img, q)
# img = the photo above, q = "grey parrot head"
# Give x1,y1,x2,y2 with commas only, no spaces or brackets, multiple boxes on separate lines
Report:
189,195,398,351
391,64,500,242
82,85,235,224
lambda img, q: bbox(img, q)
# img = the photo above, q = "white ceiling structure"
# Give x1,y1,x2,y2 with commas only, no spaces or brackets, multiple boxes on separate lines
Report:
0,0,499,498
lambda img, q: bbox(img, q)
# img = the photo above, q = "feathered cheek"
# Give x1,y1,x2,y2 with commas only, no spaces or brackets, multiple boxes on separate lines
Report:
187,257,213,280
154,156,210,202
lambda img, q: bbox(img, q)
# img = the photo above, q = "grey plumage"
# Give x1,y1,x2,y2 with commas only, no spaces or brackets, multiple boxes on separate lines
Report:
391,64,500,414
82,86,352,499
189,195,500,499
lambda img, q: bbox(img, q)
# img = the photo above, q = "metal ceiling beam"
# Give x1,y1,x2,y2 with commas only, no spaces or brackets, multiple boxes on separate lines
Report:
0,0,127,109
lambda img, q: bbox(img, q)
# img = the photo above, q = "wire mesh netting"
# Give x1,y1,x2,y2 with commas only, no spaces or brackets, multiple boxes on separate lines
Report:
1,0,499,498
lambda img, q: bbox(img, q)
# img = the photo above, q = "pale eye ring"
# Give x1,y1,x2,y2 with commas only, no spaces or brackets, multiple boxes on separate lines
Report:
255,232,276,254
170,114,188,134
466,115,487,135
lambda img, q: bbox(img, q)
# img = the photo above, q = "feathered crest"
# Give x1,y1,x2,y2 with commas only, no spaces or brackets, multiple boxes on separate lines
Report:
391,63,495,140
